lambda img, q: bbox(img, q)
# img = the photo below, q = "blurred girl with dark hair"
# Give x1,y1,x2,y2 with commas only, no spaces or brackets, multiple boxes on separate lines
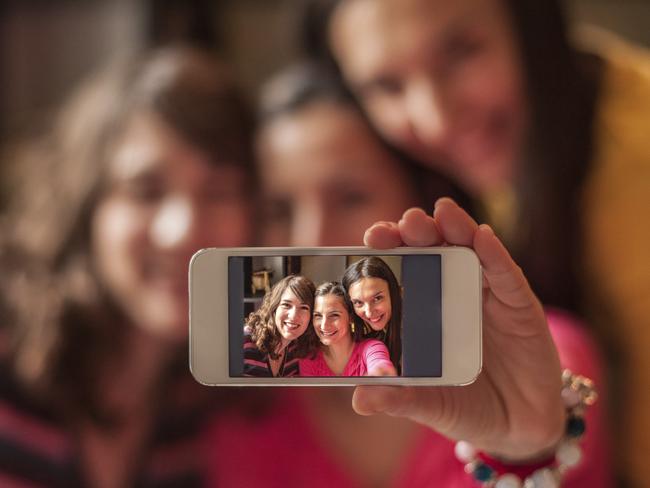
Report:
244,274,319,377
342,257,402,372
304,0,650,482
206,50,609,485
300,281,396,377
0,45,255,486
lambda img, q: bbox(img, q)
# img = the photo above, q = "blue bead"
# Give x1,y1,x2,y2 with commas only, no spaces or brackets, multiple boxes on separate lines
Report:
566,415,586,437
472,463,494,482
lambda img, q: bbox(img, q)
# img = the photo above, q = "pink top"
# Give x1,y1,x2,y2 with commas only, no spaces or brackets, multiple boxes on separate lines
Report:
205,310,612,487
299,339,394,376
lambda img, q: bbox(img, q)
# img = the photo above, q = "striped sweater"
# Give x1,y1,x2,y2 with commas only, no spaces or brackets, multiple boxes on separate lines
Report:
242,335,300,377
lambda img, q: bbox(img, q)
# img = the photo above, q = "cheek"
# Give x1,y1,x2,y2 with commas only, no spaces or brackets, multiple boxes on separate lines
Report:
202,203,252,247
92,200,149,292
365,99,412,148
453,51,526,126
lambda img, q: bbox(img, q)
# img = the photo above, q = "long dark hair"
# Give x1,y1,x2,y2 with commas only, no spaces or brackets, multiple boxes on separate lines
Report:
305,0,601,313
501,0,601,312
342,257,402,370
246,275,320,359
0,45,255,422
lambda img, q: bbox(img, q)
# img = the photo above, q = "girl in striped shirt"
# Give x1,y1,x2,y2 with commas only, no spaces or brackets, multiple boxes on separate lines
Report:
244,275,320,377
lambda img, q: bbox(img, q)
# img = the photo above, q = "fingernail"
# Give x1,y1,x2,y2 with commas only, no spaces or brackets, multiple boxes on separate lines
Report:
435,197,454,209
479,223,494,236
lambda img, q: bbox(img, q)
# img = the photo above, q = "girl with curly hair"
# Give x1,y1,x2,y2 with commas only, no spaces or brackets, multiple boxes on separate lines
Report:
243,275,319,377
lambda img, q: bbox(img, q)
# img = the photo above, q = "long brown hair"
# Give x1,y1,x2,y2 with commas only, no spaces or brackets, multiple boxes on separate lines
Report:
246,275,320,359
0,45,255,422
342,257,402,371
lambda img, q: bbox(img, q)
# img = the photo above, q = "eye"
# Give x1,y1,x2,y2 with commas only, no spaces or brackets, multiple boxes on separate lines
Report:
361,76,403,98
352,300,363,308
300,305,310,312
333,188,371,209
261,198,291,223
443,34,483,68
373,295,383,303
120,178,166,202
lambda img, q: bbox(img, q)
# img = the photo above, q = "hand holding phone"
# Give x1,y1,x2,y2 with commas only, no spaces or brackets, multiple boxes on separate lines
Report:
354,199,565,462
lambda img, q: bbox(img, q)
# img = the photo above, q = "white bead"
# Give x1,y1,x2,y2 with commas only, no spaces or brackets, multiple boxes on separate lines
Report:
454,441,477,463
561,387,581,408
556,441,582,467
525,468,559,488
495,473,523,488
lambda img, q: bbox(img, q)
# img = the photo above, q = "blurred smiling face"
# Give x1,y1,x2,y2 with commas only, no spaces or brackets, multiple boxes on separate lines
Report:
330,0,528,196
91,112,251,341
257,102,418,247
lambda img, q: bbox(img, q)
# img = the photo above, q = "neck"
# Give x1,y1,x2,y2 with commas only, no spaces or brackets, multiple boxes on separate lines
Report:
276,337,290,355
323,337,355,369
100,326,178,417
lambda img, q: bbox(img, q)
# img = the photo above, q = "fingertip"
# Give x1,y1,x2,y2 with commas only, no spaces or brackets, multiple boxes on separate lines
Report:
352,386,397,416
434,197,456,210
434,199,478,246
364,223,402,249
403,207,429,219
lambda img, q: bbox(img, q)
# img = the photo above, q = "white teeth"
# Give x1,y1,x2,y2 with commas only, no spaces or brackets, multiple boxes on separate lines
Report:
320,330,336,336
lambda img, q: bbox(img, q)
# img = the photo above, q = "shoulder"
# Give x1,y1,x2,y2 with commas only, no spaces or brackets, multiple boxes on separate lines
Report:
580,30,650,167
359,338,389,353
298,350,325,376
0,366,73,478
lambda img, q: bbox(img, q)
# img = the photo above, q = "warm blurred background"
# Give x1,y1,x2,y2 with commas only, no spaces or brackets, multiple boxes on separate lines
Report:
1,0,649,151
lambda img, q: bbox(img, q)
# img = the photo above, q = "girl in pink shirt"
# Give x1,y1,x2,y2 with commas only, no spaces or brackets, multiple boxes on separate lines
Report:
300,282,397,376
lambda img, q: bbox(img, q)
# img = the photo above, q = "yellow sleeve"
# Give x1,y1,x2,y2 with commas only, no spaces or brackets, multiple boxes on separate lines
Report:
581,42,650,485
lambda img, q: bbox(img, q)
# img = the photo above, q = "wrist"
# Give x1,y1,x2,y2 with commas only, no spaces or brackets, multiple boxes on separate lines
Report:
455,369,596,487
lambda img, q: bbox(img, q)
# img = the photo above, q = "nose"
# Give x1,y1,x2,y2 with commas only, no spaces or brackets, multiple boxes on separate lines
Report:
150,195,198,250
291,201,327,246
363,303,373,319
404,78,448,147
287,306,298,320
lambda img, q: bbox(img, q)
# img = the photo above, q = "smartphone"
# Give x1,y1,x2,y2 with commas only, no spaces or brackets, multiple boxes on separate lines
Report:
189,247,481,386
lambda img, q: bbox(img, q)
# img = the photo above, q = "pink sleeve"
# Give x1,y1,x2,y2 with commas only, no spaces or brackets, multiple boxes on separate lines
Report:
545,309,613,488
362,340,395,375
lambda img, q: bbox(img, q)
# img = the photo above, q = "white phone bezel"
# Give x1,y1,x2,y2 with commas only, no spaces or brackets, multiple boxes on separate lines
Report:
189,246,482,386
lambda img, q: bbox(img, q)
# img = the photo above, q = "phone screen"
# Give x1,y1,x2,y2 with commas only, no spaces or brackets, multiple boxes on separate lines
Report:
227,254,441,378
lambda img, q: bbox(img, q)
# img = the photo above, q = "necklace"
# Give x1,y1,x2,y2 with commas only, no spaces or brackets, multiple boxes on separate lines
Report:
269,346,288,377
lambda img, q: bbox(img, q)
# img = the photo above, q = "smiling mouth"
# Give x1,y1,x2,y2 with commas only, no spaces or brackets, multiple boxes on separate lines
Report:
367,314,384,325
283,321,301,331
320,329,337,337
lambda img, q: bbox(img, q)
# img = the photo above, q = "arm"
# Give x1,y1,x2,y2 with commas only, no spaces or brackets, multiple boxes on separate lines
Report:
363,340,397,377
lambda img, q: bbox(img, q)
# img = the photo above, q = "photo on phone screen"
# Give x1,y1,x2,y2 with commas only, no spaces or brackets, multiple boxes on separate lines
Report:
227,254,442,378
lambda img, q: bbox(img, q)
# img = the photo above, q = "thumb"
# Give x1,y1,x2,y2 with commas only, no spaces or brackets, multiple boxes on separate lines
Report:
352,386,444,425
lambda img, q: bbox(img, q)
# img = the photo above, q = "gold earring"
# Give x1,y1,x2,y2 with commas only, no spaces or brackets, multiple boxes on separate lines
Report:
350,322,355,333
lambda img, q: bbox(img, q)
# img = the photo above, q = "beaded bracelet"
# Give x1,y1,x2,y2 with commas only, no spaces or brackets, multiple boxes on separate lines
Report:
454,369,597,488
